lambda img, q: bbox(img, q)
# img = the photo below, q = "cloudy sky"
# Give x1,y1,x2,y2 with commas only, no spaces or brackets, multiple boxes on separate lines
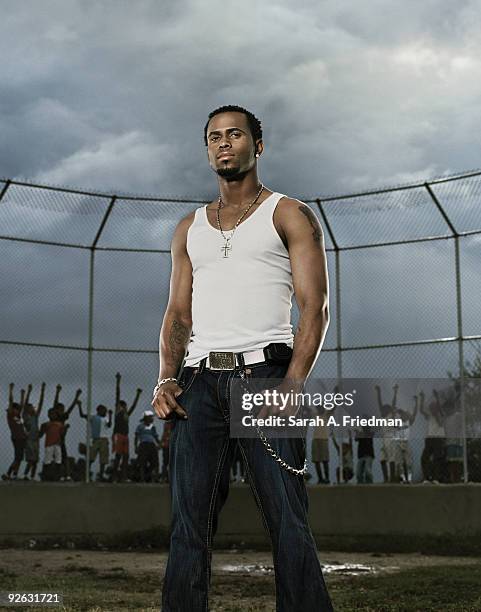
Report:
1,1,481,476
1,0,481,198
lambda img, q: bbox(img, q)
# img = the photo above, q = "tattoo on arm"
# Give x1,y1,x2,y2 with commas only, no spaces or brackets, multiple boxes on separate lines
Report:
169,320,190,361
298,205,322,246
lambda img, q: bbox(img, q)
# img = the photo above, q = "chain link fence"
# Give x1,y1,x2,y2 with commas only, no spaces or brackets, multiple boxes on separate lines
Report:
1,172,480,484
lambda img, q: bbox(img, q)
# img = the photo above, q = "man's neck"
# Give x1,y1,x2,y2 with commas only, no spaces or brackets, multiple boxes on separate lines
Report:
217,173,262,209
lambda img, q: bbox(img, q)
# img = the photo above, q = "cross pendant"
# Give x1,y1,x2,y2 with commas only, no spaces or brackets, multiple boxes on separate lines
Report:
221,240,232,258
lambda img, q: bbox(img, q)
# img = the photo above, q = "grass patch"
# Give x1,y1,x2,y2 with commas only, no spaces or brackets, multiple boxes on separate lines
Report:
0,568,17,579
330,563,481,611
1,561,481,610
63,565,99,575
0,572,159,611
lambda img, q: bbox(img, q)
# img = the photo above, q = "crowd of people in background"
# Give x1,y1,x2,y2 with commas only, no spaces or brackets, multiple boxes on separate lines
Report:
309,382,464,485
3,374,174,483
3,378,464,485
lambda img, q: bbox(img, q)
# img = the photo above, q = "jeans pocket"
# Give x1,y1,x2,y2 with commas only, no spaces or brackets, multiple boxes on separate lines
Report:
178,367,199,395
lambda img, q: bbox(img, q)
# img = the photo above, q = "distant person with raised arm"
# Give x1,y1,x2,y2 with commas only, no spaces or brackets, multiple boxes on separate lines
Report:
112,372,142,482
78,402,113,482
375,383,398,483
39,407,65,481
21,382,46,481
2,383,27,481
421,388,446,483
355,416,375,484
441,381,463,483
52,384,82,481
331,427,354,483
393,392,419,484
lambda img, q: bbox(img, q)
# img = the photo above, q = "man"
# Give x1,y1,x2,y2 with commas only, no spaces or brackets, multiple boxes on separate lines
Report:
392,392,418,484
152,105,334,611
375,383,398,483
421,388,446,483
112,372,142,482
331,427,354,484
3,383,27,481
135,410,161,482
21,382,46,481
78,402,113,482
440,382,462,483
39,407,65,481
355,417,375,484
52,384,82,481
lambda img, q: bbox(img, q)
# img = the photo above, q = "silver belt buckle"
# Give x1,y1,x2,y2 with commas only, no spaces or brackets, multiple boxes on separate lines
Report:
209,351,236,370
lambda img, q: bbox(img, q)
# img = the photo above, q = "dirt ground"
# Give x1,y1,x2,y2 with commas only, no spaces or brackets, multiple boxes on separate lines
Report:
2,549,481,611
2,547,480,576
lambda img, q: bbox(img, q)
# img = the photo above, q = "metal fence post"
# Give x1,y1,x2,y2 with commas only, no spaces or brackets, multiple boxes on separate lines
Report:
86,196,118,483
316,199,343,481
424,182,468,482
0,180,11,203
453,236,468,483
86,247,94,483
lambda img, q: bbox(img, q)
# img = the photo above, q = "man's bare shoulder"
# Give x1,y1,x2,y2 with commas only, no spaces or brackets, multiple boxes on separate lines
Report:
173,206,204,237
277,195,312,211
275,196,318,225
177,208,197,228
274,196,324,245
170,208,201,255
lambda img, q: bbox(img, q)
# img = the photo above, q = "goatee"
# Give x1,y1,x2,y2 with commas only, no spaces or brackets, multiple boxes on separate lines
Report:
216,164,241,178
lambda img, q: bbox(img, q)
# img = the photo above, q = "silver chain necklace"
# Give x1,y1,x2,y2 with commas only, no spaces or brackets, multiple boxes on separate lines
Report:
216,183,264,258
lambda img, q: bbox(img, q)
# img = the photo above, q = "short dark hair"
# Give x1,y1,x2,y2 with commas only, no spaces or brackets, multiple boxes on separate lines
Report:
203,105,262,146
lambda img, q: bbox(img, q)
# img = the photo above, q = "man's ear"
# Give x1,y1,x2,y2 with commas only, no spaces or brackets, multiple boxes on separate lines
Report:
255,140,264,157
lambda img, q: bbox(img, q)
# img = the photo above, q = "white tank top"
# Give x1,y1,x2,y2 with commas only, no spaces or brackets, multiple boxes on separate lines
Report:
184,191,295,366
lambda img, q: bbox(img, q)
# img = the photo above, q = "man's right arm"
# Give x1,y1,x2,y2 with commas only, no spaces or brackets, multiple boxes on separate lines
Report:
152,212,195,420
158,212,195,380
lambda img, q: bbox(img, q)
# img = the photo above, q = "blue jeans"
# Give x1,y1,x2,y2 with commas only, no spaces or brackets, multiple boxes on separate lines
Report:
162,360,334,611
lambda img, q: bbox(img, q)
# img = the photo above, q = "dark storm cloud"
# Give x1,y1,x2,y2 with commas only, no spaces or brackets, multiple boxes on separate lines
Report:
1,0,481,198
